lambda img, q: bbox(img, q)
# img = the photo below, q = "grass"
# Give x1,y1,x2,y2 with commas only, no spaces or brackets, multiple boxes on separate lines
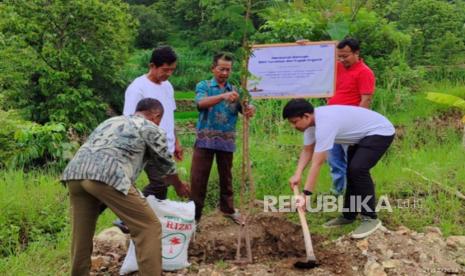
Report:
175,91,195,100
0,231,70,276
174,111,198,120
1,83,465,274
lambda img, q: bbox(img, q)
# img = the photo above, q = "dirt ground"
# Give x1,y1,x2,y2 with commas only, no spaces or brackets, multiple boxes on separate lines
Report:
91,210,465,276
184,211,361,276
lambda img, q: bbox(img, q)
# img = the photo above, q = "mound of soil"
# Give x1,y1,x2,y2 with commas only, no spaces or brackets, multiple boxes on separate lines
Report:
187,211,359,275
91,211,465,275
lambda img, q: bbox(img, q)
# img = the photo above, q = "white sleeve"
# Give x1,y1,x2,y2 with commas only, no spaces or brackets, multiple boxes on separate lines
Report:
123,83,143,116
314,125,337,152
303,127,316,145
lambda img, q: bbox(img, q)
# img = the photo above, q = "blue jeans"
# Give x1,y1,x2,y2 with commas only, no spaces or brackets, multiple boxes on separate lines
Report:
328,144,348,195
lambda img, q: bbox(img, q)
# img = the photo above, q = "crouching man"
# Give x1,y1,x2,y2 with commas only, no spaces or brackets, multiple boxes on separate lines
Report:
283,99,394,239
61,98,190,276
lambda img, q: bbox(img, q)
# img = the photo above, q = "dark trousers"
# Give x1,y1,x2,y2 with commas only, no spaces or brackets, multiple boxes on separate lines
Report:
343,134,395,220
190,147,235,221
142,161,168,200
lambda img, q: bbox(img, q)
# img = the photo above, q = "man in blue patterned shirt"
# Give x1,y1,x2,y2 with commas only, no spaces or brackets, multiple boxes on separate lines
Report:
190,53,255,224
61,98,189,276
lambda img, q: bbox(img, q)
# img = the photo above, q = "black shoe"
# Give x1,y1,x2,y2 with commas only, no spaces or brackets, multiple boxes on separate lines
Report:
113,219,130,234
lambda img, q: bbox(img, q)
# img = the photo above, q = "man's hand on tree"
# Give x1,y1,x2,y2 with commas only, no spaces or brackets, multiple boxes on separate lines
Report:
222,91,239,103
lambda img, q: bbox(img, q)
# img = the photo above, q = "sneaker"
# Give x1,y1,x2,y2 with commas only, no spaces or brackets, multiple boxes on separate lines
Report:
323,216,355,228
351,216,381,239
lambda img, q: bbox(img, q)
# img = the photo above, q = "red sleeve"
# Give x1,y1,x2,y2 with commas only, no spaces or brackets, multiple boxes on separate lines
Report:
357,68,375,95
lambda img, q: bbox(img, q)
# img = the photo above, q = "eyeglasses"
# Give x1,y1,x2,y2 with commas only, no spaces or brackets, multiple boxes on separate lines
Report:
337,54,353,60
337,53,354,60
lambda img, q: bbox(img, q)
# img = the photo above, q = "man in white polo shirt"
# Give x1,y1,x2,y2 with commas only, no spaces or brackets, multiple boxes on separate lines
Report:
283,99,395,239
123,46,183,200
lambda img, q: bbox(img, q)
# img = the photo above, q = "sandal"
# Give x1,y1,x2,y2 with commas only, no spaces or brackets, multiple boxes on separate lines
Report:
223,210,244,225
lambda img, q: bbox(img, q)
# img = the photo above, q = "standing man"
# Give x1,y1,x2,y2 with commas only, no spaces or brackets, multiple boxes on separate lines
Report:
284,99,394,239
327,38,376,196
190,53,255,224
123,46,183,200
62,98,190,276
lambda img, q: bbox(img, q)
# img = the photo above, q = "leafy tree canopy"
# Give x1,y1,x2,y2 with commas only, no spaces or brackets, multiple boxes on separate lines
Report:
0,0,137,133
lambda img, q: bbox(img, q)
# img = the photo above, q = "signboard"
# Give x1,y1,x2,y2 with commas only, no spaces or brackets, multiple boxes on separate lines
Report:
247,41,337,99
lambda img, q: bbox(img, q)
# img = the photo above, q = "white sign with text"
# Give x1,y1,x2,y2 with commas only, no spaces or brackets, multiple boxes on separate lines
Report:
247,42,336,99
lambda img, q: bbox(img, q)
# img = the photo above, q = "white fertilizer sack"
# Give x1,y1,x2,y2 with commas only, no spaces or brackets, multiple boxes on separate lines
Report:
120,196,196,274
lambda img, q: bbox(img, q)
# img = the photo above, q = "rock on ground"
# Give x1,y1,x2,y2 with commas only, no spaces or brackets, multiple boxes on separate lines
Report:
90,212,465,276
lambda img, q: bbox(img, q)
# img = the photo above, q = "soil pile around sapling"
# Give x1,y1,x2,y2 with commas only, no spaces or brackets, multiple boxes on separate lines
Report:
91,211,465,275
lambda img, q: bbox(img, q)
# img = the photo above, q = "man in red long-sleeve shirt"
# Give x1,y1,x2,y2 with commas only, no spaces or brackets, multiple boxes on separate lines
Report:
327,38,376,196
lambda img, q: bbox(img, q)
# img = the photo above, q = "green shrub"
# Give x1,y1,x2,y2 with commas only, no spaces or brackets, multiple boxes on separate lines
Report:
11,122,77,169
399,0,465,66
253,4,325,43
0,110,78,169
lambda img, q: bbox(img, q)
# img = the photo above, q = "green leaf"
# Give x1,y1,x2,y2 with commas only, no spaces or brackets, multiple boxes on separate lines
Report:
426,92,465,110
327,20,350,41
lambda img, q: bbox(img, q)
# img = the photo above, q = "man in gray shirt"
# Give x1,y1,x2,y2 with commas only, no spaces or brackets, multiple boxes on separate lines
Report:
62,98,189,276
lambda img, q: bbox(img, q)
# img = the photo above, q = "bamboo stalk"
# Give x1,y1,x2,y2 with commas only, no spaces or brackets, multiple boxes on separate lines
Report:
235,0,253,264
403,168,465,201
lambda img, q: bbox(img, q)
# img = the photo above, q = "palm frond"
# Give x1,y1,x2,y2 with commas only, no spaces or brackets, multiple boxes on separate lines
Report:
426,92,465,110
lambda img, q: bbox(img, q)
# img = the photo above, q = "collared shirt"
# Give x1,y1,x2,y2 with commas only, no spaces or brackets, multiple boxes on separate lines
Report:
328,59,375,106
61,115,176,195
194,78,242,152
